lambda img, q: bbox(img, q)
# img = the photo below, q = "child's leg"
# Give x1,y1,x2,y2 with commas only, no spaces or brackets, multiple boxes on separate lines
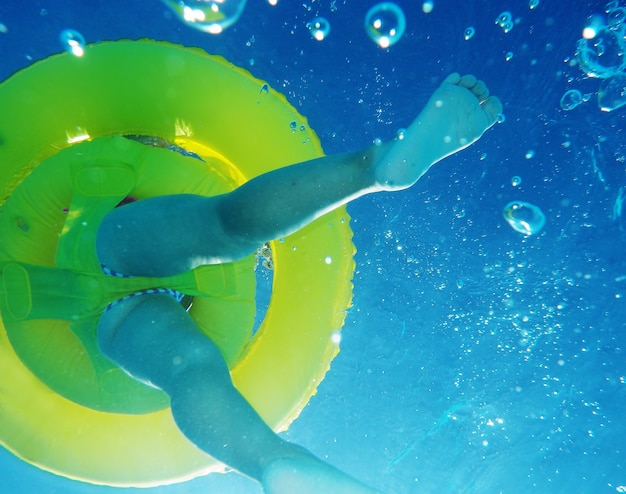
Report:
97,74,501,276
97,293,381,493
214,74,501,248
93,73,501,492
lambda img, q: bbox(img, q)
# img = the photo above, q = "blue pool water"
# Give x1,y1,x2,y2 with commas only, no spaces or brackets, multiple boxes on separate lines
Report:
1,1,625,492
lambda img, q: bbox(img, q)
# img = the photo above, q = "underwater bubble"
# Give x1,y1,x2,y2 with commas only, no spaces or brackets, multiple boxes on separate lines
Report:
511,176,522,187
607,7,626,29
464,27,475,40
59,29,86,57
307,17,331,41
560,89,583,110
501,20,514,33
0,23,7,34
495,11,512,26
396,128,407,140
365,2,406,48
606,1,620,13
525,150,535,159
505,51,514,61
289,121,297,132
495,11,515,33
598,73,626,112
529,0,540,9
582,14,606,39
576,28,625,78
496,11,512,24
422,1,434,14
503,201,546,235
161,0,247,34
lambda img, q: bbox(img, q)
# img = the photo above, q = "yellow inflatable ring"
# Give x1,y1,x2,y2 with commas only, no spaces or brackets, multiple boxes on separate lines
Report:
0,40,355,487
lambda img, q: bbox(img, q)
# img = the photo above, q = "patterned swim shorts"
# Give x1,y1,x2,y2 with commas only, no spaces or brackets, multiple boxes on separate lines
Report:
102,264,185,311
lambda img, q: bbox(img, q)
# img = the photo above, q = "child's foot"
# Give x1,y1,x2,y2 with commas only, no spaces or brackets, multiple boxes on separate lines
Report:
261,455,383,494
375,73,503,190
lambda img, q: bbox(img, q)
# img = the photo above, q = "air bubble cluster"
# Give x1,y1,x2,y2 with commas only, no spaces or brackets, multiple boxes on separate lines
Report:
575,1,626,112
495,11,514,33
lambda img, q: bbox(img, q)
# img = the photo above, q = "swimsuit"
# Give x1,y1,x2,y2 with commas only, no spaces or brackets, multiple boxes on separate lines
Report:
99,136,203,311
101,264,185,310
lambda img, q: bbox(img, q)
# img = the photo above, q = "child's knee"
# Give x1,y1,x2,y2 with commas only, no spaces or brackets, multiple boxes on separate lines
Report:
96,306,126,359
95,295,149,358
96,293,230,391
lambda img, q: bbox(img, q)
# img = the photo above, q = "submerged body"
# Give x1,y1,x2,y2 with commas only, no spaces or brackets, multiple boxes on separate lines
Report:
96,73,502,493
